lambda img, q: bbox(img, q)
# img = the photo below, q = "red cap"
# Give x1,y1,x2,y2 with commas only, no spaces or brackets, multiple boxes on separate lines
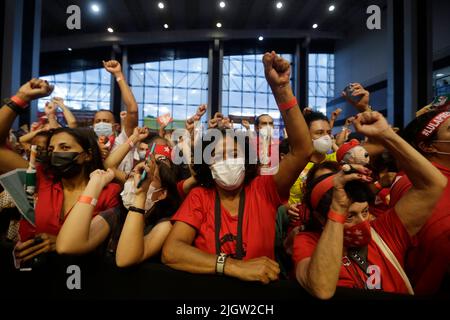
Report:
336,139,360,163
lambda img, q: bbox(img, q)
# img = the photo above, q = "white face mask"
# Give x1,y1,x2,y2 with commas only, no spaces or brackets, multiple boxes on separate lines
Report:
138,151,147,161
120,178,163,211
313,135,332,154
94,122,113,137
259,126,273,139
120,178,135,210
210,158,245,191
144,185,163,212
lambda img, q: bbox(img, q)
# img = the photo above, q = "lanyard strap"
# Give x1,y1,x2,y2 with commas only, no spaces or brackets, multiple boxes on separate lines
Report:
214,189,246,259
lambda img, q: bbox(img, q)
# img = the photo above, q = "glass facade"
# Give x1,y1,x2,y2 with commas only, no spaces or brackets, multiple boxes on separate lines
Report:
308,53,335,114
129,58,209,128
38,68,111,111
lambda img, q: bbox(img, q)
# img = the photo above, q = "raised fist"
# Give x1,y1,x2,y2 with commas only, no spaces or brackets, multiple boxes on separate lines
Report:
103,60,122,75
263,51,291,88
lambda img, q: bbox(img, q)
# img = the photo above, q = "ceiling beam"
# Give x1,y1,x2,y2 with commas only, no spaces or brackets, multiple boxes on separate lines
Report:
42,29,343,52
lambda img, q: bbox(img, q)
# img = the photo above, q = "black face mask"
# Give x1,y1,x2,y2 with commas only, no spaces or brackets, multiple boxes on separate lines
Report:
50,152,83,178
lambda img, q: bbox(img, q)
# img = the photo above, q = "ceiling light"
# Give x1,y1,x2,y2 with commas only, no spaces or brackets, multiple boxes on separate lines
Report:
216,22,222,28
219,1,226,8
312,23,318,29
163,23,169,29
436,73,445,77
107,27,114,33
158,2,165,9
91,3,100,13
328,5,335,12
67,48,72,51
258,36,264,41
276,2,283,9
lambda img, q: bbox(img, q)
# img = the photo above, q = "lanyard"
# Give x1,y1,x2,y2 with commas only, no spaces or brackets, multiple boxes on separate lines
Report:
214,189,246,259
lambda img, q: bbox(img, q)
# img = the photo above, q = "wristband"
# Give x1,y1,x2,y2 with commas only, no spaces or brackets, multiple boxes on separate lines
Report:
216,253,228,275
78,195,98,207
278,97,297,111
126,138,135,149
11,95,29,108
327,209,347,224
129,206,146,215
116,77,123,83
3,98,25,114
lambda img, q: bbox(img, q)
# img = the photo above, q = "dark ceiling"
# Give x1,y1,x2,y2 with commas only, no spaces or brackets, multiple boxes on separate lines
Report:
41,0,387,51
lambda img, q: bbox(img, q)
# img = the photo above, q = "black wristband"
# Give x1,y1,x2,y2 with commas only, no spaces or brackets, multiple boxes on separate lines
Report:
2,98,24,114
128,206,146,215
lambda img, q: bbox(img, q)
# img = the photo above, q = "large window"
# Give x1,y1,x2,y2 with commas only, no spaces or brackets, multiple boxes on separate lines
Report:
38,68,111,111
309,53,335,114
221,54,294,130
130,58,209,128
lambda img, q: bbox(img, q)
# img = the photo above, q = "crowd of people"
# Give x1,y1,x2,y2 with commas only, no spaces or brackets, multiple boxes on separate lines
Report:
0,52,448,298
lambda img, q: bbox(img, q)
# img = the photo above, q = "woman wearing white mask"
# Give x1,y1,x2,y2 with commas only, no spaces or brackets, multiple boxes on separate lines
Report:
161,51,314,284
115,156,181,267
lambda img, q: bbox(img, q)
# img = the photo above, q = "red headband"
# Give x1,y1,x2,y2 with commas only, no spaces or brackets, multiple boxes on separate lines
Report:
418,111,450,141
310,175,335,210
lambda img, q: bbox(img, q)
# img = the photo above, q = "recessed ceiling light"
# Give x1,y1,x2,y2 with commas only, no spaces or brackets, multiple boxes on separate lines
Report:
258,36,264,41
91,3,100,13
158,2,165,9
219,1,226,8
163,24,169,29
107,27,114,33
329,5,335,12
216,22,222,28
436,73,445,77
68,48,72,51
276,2,283,9
312,23,318,29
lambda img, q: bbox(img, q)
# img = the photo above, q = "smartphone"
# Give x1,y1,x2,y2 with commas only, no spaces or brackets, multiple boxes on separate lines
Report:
344,84,363,104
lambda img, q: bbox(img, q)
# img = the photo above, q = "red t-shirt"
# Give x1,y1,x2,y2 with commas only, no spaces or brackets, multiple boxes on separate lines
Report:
19,166,121,241
388,162,450,294
171,175,285,260
292,208,412,294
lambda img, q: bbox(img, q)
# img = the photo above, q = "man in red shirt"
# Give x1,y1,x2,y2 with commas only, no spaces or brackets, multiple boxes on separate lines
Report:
293,111,447,299
389,109,450,294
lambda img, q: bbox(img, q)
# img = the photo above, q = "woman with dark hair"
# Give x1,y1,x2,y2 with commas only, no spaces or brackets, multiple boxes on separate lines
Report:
162,52,314,284
293,111,447,298
115,157,182,267
0,79,121,265
388,109,450,294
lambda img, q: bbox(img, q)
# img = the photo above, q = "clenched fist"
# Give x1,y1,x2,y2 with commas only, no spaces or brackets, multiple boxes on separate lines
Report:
103,60,122,76
263,51,291,89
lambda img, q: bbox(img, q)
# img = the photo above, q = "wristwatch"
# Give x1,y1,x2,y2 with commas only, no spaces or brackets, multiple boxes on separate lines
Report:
2,98,25,114
216,253,228,275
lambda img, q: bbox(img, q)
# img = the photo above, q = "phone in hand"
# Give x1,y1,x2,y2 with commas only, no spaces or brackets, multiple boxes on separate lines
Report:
137,143,156,188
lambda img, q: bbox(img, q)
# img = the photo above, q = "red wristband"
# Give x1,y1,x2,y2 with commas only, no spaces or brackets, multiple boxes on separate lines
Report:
11,96,29,108
374,181,382,190
126,138,135,149
278,97,297,111
327,209,347,224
